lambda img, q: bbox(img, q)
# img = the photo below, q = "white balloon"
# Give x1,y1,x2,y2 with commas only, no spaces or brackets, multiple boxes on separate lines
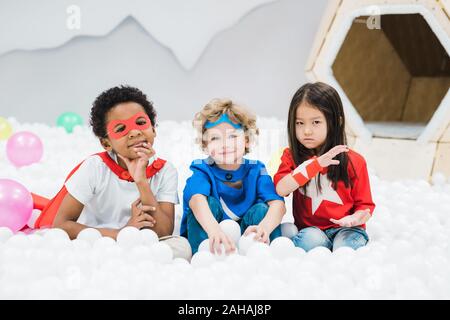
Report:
219,219,241,244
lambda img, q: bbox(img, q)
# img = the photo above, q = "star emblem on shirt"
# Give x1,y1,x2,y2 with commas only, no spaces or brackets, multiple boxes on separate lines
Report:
298,172,343,215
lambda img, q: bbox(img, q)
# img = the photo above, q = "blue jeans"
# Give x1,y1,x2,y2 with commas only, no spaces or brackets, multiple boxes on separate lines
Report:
292,226,369,252
186,196,282,253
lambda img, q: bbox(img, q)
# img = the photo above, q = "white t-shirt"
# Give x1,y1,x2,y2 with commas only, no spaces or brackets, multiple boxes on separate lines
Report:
65,152,179,229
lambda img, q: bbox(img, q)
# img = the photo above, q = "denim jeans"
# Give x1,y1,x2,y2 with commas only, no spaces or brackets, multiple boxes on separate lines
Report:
186,196,282,254
292,226,369,252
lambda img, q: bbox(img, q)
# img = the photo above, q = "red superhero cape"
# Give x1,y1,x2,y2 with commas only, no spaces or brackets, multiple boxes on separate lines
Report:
31,152,166,229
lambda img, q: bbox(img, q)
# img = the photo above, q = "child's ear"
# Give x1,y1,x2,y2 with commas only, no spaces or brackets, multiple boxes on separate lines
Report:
339,116,343,126
245,136,251,153
100,138,112,151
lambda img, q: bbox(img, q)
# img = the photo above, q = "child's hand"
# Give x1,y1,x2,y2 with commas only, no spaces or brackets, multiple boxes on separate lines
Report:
118,142,155,183
317,145,349,167
330,209,371,227
125,198,157,229
208,228,236,255
244,225,270,244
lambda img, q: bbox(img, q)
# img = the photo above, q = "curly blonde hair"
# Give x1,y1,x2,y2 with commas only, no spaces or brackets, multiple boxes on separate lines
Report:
193,98,259,154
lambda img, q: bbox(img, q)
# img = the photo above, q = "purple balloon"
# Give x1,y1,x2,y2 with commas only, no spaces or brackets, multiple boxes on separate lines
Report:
0,179,33,232
6,131,43,167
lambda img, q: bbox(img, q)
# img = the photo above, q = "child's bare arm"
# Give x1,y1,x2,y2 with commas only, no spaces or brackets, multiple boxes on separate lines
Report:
276,174,302,197
330,209,371,227
52,193,121,239
259,200,286,233
189,194,220,235
276,145,349,196
135,181,174,237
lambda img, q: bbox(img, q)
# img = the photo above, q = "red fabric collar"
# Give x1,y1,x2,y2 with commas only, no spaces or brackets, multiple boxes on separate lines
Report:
96,152,166,182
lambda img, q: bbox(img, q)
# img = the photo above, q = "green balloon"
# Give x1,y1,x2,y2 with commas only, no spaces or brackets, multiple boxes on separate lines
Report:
56,112,83,133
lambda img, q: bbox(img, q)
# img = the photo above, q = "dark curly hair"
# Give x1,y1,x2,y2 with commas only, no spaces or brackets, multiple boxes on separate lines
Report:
90,85,157,138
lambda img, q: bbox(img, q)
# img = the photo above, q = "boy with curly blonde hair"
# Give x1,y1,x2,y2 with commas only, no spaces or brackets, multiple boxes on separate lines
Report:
181,99,286,254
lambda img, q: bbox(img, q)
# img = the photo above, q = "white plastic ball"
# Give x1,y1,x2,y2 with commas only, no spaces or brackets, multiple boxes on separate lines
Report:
5,234,30,249
246,242,271,259
77,228,102,244
198,239,210,252
173,257,190,265
307,246,332,261
150,242,173,264
198,238,235,259
431,172,446,186
140,229,159,246
27,234,44,249
116,227,142,249
71,239,91,251
42,228,70,242
191,251,216,268
238,232,258,256
270,236,295,260
0,227,13,243
294,247,306,257
93,236,116,251
219,219,241,244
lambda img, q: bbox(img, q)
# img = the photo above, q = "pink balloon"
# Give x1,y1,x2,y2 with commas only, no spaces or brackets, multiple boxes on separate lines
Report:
0,179,33,232
6,131,43,167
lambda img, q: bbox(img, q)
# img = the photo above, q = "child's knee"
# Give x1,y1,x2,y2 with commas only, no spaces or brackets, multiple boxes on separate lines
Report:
333,228,368,251
245,202,269,222
292,227,331,252
160,235,192,261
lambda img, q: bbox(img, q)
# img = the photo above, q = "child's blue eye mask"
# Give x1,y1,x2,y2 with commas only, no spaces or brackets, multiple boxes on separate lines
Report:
204,113,242,129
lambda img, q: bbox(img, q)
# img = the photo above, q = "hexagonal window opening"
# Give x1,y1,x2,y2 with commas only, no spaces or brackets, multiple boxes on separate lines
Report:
332,14,450,140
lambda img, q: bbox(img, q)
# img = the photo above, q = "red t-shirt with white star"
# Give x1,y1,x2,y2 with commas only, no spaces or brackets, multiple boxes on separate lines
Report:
273,148,375,230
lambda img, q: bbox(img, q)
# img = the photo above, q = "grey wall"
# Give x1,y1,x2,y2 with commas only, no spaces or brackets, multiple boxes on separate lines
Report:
0,0,328,124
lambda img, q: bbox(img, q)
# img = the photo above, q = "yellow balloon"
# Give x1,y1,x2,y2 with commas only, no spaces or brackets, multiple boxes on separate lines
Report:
266,147,286,178
0,117,13,140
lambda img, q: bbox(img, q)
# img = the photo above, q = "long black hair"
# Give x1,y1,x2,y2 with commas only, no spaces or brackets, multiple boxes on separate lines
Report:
287,82,355,192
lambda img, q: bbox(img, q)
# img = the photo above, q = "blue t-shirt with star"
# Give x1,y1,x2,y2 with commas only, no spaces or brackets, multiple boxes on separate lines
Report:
180,158,283,236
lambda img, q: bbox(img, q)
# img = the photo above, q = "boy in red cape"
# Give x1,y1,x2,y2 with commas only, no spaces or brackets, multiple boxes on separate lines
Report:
32,86,191,260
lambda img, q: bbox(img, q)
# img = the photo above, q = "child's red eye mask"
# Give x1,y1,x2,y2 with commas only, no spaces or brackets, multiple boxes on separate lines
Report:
107,112,151,140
